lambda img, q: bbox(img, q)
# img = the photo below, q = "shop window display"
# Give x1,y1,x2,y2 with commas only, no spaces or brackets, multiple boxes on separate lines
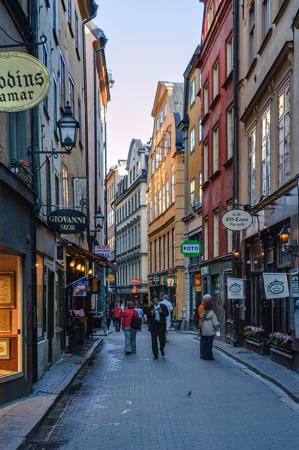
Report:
0,254,22,378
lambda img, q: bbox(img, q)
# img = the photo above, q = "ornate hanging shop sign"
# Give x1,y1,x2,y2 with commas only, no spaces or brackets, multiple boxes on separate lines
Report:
222,209,253,231
47,209,87,234
0,52,51,112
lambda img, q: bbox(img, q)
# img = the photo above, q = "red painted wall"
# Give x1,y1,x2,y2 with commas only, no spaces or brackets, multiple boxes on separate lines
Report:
200,0,233,260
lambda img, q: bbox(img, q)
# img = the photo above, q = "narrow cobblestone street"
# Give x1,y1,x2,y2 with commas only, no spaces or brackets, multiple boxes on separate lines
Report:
26,330,299,450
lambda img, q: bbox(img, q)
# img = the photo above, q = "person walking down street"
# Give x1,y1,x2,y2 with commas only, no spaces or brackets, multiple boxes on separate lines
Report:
113,305,122,332
149,297,169,359
200,295,218,360
136,303,143,331
122,301,140,355
160,295,173,341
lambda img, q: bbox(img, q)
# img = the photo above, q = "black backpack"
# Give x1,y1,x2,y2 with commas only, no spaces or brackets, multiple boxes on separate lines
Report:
131,313,141,330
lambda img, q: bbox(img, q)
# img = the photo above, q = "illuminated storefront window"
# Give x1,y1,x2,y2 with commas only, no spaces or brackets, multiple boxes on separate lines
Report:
0,254,22,379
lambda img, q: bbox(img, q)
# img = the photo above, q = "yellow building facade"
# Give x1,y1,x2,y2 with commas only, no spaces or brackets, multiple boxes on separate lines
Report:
147,82,185,320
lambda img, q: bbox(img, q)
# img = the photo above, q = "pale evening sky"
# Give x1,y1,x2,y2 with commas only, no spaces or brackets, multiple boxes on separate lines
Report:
96,0,204,168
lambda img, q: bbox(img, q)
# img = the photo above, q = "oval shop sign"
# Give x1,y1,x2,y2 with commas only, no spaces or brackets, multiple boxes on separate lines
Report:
47,209,87,234
222,209,253,232
0,52,51,112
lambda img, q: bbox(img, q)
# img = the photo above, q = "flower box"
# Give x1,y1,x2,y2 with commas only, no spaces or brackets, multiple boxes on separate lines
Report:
270,345,294,369
244,337,269,356
9,164,32,186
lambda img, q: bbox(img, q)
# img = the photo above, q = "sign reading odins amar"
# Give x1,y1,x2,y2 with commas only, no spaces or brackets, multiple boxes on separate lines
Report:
47,209,87,234
0,52,51,112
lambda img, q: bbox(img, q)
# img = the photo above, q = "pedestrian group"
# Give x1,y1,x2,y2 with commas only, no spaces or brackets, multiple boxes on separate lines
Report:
110,293,218,361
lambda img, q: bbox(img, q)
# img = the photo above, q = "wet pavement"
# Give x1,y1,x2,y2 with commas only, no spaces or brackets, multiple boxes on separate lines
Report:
24,330,299,450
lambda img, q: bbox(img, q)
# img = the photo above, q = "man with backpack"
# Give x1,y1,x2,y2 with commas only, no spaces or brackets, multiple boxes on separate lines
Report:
148,297,169,359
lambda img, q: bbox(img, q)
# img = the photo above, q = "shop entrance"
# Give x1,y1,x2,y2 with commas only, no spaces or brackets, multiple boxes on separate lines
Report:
0,254,22,379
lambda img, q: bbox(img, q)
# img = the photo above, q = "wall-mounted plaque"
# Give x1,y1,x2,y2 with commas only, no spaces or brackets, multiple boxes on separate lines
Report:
0,273,15,308
0,310,11,332
0,338,10,359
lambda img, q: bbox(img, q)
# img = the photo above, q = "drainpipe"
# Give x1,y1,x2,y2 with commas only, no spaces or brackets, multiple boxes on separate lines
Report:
104,106,108,246
82,6,98,251
232,0,239,345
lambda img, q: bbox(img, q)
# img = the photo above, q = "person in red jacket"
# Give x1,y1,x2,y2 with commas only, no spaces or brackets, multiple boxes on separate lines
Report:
122,301,140,355
113,305,122,332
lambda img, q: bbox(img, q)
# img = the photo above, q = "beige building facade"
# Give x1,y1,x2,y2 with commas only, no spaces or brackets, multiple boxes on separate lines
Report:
181,46,203,325
147,82,185,320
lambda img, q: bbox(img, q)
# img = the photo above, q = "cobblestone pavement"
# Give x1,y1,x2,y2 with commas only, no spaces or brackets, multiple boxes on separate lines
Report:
26,330,299,450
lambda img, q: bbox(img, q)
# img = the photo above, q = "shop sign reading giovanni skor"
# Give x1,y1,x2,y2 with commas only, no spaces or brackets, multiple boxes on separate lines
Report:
47,209,87,234
0,52,51,112
222,209,253,231
263,273,290,300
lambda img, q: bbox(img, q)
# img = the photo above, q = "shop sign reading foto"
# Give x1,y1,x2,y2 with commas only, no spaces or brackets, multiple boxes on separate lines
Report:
222,209,253,231
0,52,51,112
180,240,202,257
47,209,87,234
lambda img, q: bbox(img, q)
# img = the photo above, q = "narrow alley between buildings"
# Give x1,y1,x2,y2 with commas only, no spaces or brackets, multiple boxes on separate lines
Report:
25,331,299,450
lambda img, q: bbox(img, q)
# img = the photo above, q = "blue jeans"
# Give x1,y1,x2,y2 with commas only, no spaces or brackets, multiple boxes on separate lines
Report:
123,328,137,353
201,335,214,360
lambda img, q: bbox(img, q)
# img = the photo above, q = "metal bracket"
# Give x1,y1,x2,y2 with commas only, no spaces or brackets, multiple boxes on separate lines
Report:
0,27,47,49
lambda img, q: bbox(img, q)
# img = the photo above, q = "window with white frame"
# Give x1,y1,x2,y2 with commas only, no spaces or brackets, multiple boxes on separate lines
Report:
198,118,202,143
153,195,157,220
199,71,202,91
158,190,162,215
213,210,219,257
160,110,164,125
207,2,214,29
203,141,209,182
262,107,271,196
213,63,219,99
69,76,74,112
60,54,66,108
248,126,256,204
162,184,166,212
249,2,256,64
226,35,233,77
226,107,233,159
165,181,169,209
198,172,202,205
263,0,270,37
190,179,195,205
163,104,167,118
204,218,209,260
190,127,195,153
190,79,196,106
204,83,209,115
278,83,290,186
61,167,69,207
213,126,219,172
171,173,175,203
151,156,155,174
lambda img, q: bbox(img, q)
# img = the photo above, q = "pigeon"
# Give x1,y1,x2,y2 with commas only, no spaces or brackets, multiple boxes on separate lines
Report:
186,390,192,398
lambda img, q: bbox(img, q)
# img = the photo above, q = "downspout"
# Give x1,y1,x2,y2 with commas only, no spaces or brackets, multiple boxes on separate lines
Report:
82,7,98,251
232,0,239,345
104,106,108,245
30,0,40,383
93,48,99,235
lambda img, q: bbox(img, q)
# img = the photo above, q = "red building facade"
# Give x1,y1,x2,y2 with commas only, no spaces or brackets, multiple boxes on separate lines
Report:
199,0,234,340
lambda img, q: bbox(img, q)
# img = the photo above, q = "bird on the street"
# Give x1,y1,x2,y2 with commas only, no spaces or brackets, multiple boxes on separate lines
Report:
186,390,192,398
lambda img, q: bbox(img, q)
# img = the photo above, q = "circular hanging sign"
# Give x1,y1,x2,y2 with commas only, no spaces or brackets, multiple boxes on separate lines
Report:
222,209,253,231
47,209,87,234
0,52,51,112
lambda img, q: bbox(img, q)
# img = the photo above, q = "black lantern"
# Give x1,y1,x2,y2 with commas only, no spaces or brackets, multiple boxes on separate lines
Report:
95,207,105,230
57,103,79,153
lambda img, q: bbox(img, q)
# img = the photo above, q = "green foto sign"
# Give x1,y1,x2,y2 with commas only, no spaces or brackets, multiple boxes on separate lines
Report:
180,240,202,257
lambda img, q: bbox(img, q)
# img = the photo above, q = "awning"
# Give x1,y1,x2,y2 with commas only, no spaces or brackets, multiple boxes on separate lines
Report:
57,236,117,272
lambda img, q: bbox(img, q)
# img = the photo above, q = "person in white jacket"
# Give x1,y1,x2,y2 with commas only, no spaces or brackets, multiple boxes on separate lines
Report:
160,295,173,341
200,295,218,360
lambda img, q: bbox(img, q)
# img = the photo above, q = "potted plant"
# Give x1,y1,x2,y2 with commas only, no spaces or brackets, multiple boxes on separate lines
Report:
268,332,294,368
9,159,33,185
243,325,269,355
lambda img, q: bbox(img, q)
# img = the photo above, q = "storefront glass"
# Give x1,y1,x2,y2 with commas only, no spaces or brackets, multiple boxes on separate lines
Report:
0,254,22,379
